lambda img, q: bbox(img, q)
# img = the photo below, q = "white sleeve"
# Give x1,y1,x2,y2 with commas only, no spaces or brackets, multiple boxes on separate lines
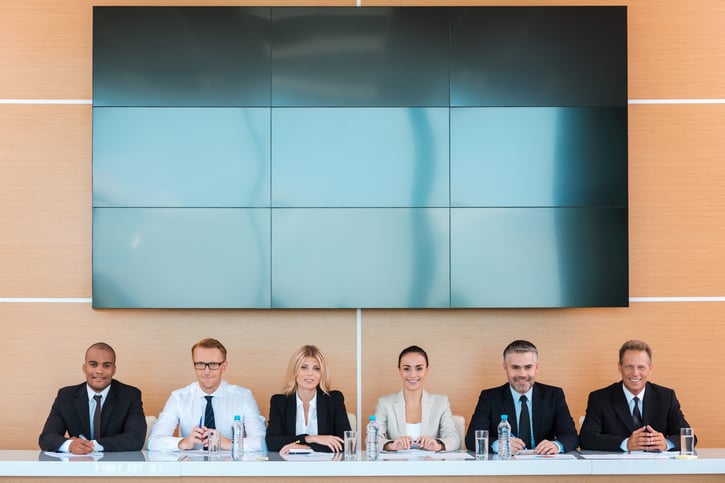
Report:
147,395,184,452
241,391,266,453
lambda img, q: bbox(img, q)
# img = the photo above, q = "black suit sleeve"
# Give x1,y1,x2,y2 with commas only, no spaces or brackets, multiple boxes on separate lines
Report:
663,389,694,450
580,389,627,451
465,390,493,451
266,394,297,452
97,385,147,451
549,387,579,452
39,388,77,452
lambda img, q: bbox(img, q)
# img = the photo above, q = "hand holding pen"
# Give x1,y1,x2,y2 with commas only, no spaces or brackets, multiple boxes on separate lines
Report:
177,417,208,450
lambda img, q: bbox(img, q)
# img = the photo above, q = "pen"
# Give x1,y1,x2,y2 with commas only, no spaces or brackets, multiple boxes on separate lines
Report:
199,416,203,428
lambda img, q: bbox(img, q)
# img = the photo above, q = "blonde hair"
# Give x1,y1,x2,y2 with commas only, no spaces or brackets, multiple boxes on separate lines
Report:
282,345,331,396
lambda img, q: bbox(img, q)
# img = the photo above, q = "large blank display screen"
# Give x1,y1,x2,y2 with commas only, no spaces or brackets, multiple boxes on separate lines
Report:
92,6,628,309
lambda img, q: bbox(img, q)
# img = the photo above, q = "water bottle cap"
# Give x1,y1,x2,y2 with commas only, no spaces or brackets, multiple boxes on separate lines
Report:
369,415,376,421
501,414,508,420
234,415,241,421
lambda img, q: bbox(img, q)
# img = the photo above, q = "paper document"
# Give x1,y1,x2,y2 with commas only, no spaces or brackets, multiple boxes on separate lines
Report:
580,452,673,460
514,453,578,460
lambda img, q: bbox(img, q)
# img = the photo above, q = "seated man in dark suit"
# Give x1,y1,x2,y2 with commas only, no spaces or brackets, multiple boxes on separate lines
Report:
39,342,147,454
465,340,578,454
580,339,693,452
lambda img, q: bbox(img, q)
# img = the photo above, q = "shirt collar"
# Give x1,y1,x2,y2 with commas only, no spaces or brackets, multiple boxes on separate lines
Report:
622,383,646,402
195,380,227,398
296,391,318,410
86,383,111,401
509,385,533,404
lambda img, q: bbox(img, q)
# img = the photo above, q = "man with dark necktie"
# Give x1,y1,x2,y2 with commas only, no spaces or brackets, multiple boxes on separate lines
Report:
147,338,266,452
580,340,694,452
38,342,147,454
465,340,578,455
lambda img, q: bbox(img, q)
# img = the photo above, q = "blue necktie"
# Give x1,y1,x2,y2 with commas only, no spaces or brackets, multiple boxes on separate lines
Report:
204,396,216,429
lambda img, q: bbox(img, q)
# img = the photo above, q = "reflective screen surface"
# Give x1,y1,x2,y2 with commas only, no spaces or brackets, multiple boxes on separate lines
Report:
92,6,628,308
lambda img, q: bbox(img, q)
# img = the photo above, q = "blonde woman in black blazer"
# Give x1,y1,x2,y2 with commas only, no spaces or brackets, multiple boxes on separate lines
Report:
266,345,351,455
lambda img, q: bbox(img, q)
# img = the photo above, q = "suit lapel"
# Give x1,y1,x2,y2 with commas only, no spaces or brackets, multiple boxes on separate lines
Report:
285,394,298,435
641,382,657,426
101,380,120,434
501,385,518,435
316,389,330,434
393,391,406,437
531,383,543,444
73,384,92,437
612,383,635,432
421,390,431,436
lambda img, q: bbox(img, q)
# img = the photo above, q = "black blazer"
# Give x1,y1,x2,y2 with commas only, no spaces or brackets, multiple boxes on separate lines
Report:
38,380,147,452
266,388,351,452
465,382,579,452
579,381,693,451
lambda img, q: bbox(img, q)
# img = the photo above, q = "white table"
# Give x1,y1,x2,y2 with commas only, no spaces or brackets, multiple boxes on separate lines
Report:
1,449,724,481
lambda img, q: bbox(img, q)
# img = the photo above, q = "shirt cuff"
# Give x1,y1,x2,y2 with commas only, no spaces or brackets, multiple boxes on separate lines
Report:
58,439,72,453
620,438,629,452
554,440,564,453
492,439,500,453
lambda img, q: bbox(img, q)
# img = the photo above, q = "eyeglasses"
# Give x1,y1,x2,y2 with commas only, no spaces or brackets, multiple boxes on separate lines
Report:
194,361,225,370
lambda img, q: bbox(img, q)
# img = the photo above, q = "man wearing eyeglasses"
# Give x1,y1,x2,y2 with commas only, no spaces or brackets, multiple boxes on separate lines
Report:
147,338,266,452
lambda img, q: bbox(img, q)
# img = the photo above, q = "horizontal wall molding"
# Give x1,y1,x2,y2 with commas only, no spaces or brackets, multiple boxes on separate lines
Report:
0,99,92,105
0,298,93,303
2,99,725,106
1,297,724,304
629,99,725,104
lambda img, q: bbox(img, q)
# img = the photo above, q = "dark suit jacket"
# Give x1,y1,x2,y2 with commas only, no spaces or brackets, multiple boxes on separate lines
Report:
465,382,578,452
266,389,351,452
38,380,147,452
579,381,693,451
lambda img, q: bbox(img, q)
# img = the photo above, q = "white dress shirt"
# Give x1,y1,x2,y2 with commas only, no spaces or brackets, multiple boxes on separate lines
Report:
147,380,266,452
295,392,319,436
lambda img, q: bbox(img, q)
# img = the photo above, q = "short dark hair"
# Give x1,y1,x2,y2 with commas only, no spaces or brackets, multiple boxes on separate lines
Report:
618,340,652,364
503,340,538,362
398,345,429,368
86,342,116,363
191,338,227,360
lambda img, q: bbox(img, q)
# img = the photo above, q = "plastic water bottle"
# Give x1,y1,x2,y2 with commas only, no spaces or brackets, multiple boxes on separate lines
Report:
231,415,244,460
365,415,379,460
497,414,511,460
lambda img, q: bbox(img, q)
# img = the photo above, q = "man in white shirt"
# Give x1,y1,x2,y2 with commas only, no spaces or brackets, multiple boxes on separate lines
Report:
147,338,266,452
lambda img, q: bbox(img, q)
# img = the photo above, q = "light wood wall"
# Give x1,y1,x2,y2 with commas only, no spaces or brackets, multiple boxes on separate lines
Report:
1,0,724,450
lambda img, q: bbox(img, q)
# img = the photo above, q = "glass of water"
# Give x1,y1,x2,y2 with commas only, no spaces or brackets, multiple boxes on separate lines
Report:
680,427,695,456
474,429,489,460
344,430,358,460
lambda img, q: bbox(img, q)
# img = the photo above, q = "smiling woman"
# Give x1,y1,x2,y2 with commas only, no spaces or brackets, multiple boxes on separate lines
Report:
374,345,461,452
266,345,352,454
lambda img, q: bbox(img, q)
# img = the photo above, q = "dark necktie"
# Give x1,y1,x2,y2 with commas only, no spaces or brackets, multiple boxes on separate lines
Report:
519,395,532,449
632,396,643,427
93,395,102,440
204,395,216,429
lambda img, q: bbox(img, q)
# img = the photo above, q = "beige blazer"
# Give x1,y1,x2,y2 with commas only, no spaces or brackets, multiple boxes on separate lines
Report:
374,390,460,451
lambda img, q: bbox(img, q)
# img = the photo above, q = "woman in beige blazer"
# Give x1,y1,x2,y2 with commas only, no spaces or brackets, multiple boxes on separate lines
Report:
374,346,460,452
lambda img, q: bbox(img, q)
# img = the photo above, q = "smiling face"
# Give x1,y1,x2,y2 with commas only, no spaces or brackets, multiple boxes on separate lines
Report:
295,356,322,392
83,347,116,392
398,352,429,391
193,346,227,394
618,349,652,395
503,351,539,394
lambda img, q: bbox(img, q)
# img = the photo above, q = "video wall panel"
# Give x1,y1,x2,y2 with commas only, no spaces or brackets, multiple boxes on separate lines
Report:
92,6,628,308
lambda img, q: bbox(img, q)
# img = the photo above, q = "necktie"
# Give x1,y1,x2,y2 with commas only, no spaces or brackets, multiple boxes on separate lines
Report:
519,395,532,449
93,395,102,440
632,396,643,427
204,396,216,429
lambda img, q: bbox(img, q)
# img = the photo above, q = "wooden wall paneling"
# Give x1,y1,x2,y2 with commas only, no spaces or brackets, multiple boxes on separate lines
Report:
360,304,724,447
1,304,357,450
0,105,91,297
629,105,725,295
